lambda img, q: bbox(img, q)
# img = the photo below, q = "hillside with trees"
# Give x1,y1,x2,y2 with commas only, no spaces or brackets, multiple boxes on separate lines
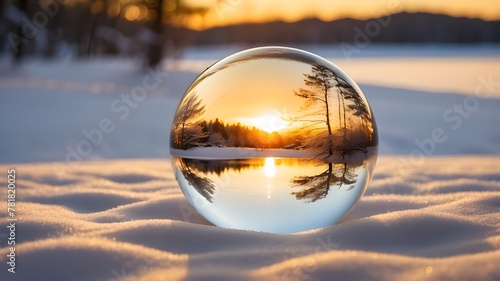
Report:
2,3,499,66
191,12,500,45
171,117,298,150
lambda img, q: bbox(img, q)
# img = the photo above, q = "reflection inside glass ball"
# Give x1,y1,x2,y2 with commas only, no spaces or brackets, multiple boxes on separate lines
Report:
170,47,378,234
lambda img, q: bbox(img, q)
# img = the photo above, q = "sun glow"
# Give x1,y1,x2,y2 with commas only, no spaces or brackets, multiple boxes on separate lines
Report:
264,158,276,178
184,0,500,30
253,115,288,133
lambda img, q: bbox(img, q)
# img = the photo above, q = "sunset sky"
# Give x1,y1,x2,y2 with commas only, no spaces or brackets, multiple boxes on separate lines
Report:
185,0,500,30
186,54,366,134
191,57,308,131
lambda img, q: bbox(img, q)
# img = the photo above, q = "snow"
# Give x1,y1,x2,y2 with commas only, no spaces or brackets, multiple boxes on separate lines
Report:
171,147,307,159
1,157,499,280
1,46,499,163
0,45,499,280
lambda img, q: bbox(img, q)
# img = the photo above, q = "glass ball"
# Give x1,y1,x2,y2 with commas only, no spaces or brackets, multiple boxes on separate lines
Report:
170,46,378,234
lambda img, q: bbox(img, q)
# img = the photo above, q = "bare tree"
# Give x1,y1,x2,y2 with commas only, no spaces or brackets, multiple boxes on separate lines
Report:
172,93,209,149
13,0,29,63
290,65,372,202
293,65,337,160
146,0,209,67
146,0,165,67
334,75,374,157
293,65,375,161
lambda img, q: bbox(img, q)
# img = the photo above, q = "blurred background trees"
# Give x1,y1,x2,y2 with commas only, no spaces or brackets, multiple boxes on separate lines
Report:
1,0,499,67
1,0,210,66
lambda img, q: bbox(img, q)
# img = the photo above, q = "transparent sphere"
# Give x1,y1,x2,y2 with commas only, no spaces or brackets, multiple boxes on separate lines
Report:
170,47,378,234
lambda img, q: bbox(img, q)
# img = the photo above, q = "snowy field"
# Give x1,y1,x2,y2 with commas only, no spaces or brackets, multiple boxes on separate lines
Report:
0,45,499,280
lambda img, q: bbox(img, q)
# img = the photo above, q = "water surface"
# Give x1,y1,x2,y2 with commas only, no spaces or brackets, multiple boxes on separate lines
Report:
174,157,370,233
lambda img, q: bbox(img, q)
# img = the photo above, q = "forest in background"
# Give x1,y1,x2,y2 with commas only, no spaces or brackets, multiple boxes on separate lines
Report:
192,12,500,45
191,118,294,149
1,0,210,66
2,0,499,67
172,116,300,150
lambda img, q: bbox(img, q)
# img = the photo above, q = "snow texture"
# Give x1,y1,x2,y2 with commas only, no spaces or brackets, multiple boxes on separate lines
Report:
0,45,499,280
0,157,499,281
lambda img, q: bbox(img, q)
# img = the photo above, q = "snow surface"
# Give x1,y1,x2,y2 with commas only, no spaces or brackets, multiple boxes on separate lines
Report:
0,157,499,281
171,147,307,159
0,45,499,280
1,45,499,163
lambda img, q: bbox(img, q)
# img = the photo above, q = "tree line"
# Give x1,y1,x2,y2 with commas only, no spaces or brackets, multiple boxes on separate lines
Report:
4,3,497,67
172,117,299,150
1,0,209,66
191,13,500,45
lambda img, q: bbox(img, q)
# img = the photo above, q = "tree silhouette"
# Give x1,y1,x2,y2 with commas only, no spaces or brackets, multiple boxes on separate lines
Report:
333,75,348,143
291,162,358,202
178,116,296,149
334,75,374,157
12,0,28,63
293,65,375,161
3,0,210,66
176,158,215,203
336,76,371,127
171,93,209,149
289,65,377,202
146,0,165,67
178,158,263,176
293,65,337,160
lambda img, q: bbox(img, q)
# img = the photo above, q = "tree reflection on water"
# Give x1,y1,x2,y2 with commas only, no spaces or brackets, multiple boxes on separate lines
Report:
289,64,377,202
175,158,215,203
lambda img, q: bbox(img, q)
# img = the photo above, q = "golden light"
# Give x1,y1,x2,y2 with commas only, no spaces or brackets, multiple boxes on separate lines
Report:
137,5,149,21
181,0,500,30
124,5,141,21
165,1,177,12
253,115,288,133
264,158,276,178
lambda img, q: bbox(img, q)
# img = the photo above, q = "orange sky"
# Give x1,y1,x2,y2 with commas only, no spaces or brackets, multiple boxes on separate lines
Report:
186,55,358,133
191,58,309,130
185,0,500,30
